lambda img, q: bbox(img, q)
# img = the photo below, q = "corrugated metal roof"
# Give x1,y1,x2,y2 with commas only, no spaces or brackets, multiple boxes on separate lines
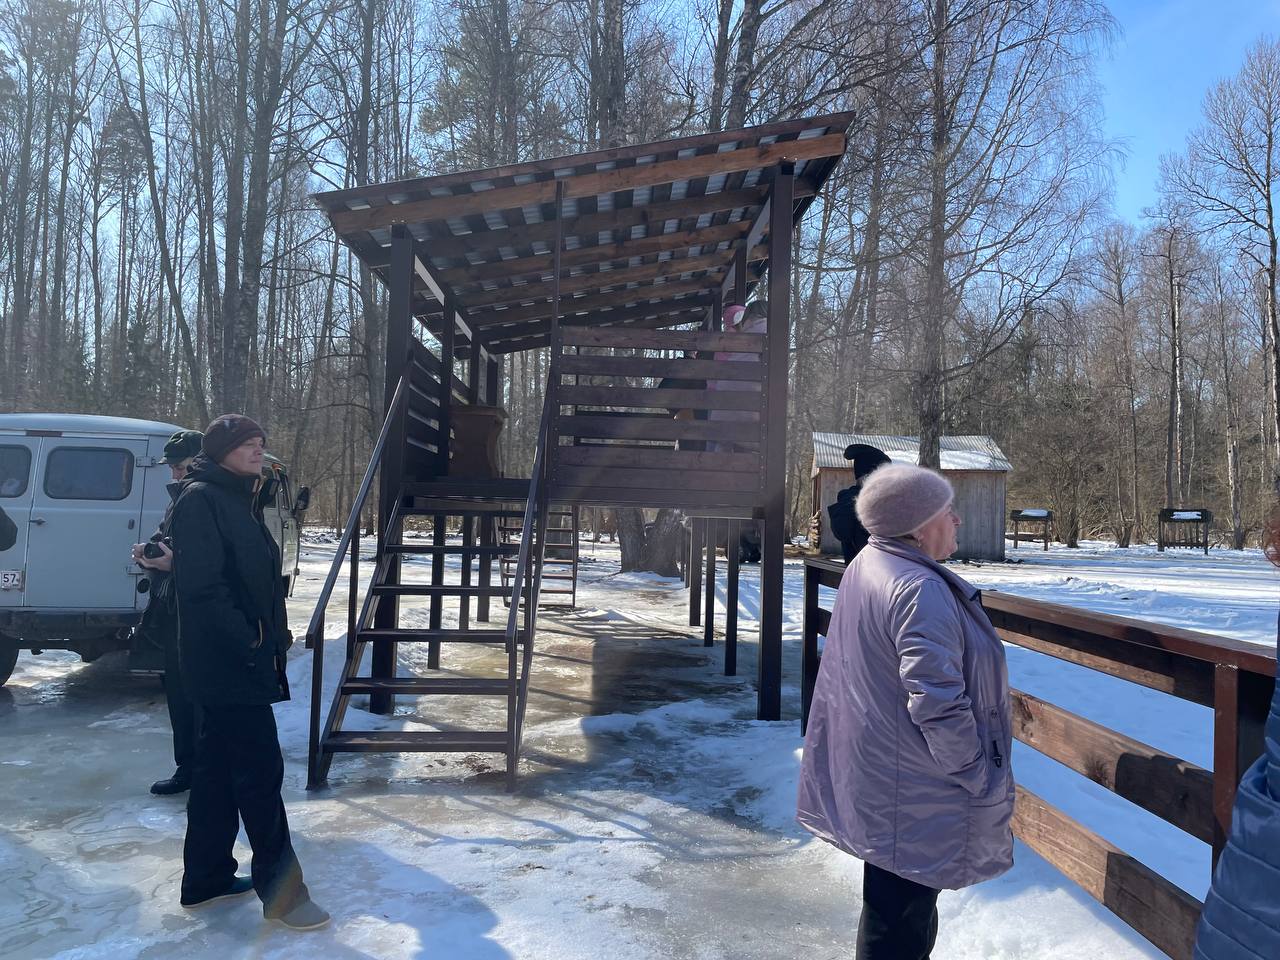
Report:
313,113,855,354
811,433,1012,475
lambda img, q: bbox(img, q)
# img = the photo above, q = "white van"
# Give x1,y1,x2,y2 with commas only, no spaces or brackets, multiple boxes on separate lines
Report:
0,414,308,686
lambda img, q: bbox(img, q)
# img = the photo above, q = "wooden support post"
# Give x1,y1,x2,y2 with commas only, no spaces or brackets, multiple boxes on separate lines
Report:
370,226,413,715
733,244,748,304
689,518,703,627
1212,663,1271,863
757,162,793,721
478,355,500,622
725,519,740,676
703,518,717,647
801,562,821,735
429,513,444,669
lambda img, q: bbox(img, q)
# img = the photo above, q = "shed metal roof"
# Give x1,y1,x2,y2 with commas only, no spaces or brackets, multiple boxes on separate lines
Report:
811,433,1013,475
313,114,854,354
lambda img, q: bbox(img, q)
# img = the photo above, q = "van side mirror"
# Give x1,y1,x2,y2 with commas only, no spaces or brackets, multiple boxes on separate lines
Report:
294,486,311,515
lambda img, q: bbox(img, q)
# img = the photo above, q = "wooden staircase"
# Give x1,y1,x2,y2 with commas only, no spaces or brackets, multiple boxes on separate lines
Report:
307,369,556,791
501,506,578,608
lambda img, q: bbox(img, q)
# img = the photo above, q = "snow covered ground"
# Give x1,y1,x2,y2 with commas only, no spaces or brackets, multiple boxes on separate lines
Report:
0,535,1275,959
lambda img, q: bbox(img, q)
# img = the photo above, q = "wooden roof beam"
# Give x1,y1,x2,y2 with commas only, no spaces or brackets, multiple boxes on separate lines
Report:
463,277,720,329
440,220,752,288
329,134,845,234
357,180,814,266
451,245,767,310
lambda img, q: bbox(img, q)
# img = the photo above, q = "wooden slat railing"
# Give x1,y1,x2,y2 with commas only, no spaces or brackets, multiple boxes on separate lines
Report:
800,556,1277,960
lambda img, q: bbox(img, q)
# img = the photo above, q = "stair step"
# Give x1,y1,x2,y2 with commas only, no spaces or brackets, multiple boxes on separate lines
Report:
371,585,514,598
388,544,519,555
500,556,574,565
324,730,510,753
341,677,515,696
405,504,528,517
356,628,523,644
403,478,531,499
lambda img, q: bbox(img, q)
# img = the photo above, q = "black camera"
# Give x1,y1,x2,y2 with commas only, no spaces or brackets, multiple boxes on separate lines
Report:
142,538,170,559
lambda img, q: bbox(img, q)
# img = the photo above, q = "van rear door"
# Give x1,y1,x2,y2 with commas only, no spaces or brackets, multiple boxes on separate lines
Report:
0,439,39,608
24,440,149,609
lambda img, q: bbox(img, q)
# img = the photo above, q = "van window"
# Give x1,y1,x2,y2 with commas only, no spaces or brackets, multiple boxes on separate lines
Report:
0,446,30,498
44,447,134,501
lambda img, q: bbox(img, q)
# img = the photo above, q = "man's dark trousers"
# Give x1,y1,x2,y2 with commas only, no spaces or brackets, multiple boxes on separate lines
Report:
156,604,198,774
181,704,308,917
856,862,939,960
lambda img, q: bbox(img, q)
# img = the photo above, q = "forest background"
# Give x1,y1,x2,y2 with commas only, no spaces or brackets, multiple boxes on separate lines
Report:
2,0,1278,550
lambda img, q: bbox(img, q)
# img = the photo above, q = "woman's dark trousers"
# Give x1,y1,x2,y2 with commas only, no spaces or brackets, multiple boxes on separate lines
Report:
181,704,308,917
856,862,940,960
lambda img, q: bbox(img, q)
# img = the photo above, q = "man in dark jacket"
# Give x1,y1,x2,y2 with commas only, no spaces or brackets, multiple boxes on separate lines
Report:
827,444,892,562
134,430,204,795
170,414,327,930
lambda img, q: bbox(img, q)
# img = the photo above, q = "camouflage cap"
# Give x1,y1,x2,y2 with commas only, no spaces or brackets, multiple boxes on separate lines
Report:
163,430,205,464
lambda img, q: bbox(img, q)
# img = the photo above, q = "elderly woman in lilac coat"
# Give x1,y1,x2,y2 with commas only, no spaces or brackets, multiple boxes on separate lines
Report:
797,464,1015,959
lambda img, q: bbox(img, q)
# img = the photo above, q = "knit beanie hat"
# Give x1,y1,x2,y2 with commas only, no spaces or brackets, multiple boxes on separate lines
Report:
855,463,954,538
843,443,892,479
162,430,205,464
202,414,266,464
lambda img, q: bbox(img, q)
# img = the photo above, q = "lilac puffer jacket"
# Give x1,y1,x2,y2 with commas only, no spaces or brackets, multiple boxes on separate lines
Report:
797,537,1015,890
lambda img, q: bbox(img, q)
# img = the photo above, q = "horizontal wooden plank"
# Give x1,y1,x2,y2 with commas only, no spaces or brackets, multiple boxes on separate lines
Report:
442,221,752,286
560,326,765,353
546,483,761,513
559,414,759,444
992,622,1216,707
983,592,1276,678
558,385,763,412
476,249,752,307
330,133,847,233
1011,786,1201,960
560,354,765,382
1010,689,1214,843
554,443,761,473
470,278,717,328
553,464,761,493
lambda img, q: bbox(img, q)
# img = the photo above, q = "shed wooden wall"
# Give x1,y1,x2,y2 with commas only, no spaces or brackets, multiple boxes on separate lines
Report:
814,467,1006,561
814,467,855,554
950,470,1006,560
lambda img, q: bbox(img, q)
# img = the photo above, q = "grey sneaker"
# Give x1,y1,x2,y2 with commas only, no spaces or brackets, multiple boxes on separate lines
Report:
276,898,330,931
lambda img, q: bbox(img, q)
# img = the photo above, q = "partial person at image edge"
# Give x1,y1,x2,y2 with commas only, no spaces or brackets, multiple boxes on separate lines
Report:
798,463,1014,959
169,413,329,931
1194,500,1280,960
0,504,15,551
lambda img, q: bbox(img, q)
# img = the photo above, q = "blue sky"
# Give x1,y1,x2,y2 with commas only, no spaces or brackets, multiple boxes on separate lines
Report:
1098,0,1280,223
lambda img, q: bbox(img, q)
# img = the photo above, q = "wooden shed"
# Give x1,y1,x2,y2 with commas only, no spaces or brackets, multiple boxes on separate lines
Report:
811,433,1012,561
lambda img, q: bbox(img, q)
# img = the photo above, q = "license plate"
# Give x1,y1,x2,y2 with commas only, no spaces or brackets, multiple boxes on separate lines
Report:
0,570,23,591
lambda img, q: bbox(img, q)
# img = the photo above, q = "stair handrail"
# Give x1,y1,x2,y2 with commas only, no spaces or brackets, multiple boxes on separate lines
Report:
503,381,555,649
307,368,409,785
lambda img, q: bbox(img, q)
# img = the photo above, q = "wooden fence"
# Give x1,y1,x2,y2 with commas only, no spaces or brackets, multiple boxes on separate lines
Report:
801,557,1276,960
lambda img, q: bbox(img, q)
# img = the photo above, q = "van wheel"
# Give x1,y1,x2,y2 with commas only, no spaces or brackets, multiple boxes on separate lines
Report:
0,639,18,687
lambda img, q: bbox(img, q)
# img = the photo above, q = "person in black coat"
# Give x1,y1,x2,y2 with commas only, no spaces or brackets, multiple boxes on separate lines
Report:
827,444,891,563
133,430,205,796
170,414,327,930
